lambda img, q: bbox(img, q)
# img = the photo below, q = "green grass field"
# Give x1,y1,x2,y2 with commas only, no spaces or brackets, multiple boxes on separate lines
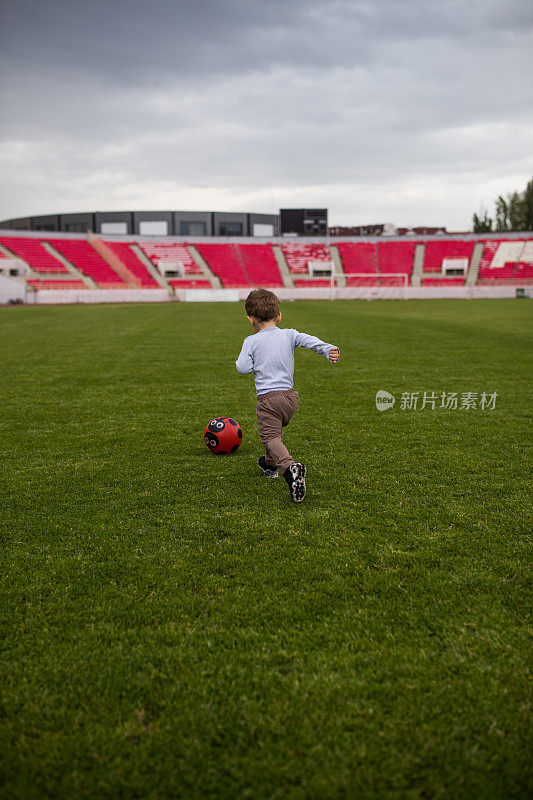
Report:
1,299,531,799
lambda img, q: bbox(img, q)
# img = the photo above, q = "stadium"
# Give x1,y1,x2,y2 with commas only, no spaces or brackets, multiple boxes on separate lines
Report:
0,209,532,305
1,0,532,798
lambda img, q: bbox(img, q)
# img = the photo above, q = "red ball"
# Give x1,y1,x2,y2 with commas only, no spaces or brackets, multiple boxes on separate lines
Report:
204,417,243,454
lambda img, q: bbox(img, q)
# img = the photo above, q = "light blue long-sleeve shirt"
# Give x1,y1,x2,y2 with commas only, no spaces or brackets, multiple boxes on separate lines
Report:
236,326,336,396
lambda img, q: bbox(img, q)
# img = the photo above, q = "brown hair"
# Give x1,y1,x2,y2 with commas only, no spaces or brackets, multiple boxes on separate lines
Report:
245,288,280,322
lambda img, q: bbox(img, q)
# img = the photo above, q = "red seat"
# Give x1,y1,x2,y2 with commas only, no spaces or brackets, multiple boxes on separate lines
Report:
282,243,331,274
51,239,126,287
139,242,202,274
27,279,87,289
478,240,500,270
514,263,533,279
293,279,332,287
478,265,515,280
337,242,415,278
194,244,249,287
0,236,69,273
234,244,283,286
345,275,378,286
104,242,159,287
376,242,415,275
423,241,474,272
421,278,465,286
337,243,377,274
168,279,212,289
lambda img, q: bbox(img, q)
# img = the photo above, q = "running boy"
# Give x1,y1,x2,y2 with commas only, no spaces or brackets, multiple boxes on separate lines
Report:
236,288,340,503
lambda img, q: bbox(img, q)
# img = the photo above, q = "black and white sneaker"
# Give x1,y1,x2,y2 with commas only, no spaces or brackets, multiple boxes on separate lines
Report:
283,462,306,502
258,456,278,478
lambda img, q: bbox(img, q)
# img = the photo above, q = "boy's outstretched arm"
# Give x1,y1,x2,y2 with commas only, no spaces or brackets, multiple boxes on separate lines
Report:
293,331,340,363
236,340,254,374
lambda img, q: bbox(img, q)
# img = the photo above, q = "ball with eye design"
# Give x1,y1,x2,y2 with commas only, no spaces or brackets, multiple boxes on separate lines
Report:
204,417,243,454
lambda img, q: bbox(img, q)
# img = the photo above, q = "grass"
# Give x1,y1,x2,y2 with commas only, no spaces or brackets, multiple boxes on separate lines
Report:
0,299,531,799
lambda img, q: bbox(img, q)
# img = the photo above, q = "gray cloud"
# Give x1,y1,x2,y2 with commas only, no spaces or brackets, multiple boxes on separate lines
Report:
1,0,532,228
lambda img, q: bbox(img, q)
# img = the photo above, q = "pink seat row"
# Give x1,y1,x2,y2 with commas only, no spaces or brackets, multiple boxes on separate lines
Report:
0,236,69,274
27,279,87,289
104,242,159,287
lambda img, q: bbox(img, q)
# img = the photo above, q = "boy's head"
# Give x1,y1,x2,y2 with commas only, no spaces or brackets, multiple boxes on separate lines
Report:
245,289,280,327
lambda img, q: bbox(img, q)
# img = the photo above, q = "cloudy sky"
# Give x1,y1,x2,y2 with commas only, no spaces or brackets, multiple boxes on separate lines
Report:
1,0,532,230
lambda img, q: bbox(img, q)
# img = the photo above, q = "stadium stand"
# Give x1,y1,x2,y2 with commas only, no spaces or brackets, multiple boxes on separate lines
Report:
423,241,474,272
478,240,500,270
168,279,212,289
27,279,87,290
139,242,202,275
234,244,284,286
514,262,533,279
478,262,533,281
2,233,531,295
336,242,377,273
421,278,466,286
344,275,410,287
104,241,159,287
51,239,126,287
281,243,331,274
293,279,331,287
376,242,416,275
195,244,249,287
489,240,526,268
522,240,533,262
344,276,379,286
477,239,533,281
336,242,415,280
0,236,69,274
478,265,516,281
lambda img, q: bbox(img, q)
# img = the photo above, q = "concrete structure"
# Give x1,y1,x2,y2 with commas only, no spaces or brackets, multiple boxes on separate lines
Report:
280,208,328,236
1,228,530,305
13,284,528,306
0,210,280,237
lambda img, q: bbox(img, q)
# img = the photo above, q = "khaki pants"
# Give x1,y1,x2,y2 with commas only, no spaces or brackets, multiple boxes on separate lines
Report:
256,389,299,472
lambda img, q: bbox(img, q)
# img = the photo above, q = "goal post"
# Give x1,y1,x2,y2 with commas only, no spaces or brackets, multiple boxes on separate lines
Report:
329,272,409,300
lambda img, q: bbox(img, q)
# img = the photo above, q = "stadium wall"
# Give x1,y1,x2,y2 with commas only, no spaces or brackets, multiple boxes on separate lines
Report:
1,228,530,245
0,275,25,304
26,288,170,304
22,285,526,305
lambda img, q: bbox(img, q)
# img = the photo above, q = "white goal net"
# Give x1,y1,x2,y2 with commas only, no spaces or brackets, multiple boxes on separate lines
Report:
330,272,409,300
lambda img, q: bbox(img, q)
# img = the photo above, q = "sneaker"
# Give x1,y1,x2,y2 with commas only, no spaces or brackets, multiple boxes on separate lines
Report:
258,456,278,478
283,462,306,502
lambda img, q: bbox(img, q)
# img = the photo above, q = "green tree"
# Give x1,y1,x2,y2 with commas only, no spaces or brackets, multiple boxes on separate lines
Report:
472,209,493,232
523,178,533,231
495,195,510,231
472,177,532,232
508,191,525,231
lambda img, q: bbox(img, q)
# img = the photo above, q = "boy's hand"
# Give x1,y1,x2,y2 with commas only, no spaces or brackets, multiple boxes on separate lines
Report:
328,347,340,363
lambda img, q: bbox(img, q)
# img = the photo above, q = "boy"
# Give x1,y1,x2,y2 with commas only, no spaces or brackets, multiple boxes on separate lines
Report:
236,288,340,503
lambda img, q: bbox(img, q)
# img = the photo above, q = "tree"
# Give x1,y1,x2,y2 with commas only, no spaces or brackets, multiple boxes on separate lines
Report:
508,191,525,231
523,178,533,231
472,176,532,232
494,195,510,231
472,209,492,232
